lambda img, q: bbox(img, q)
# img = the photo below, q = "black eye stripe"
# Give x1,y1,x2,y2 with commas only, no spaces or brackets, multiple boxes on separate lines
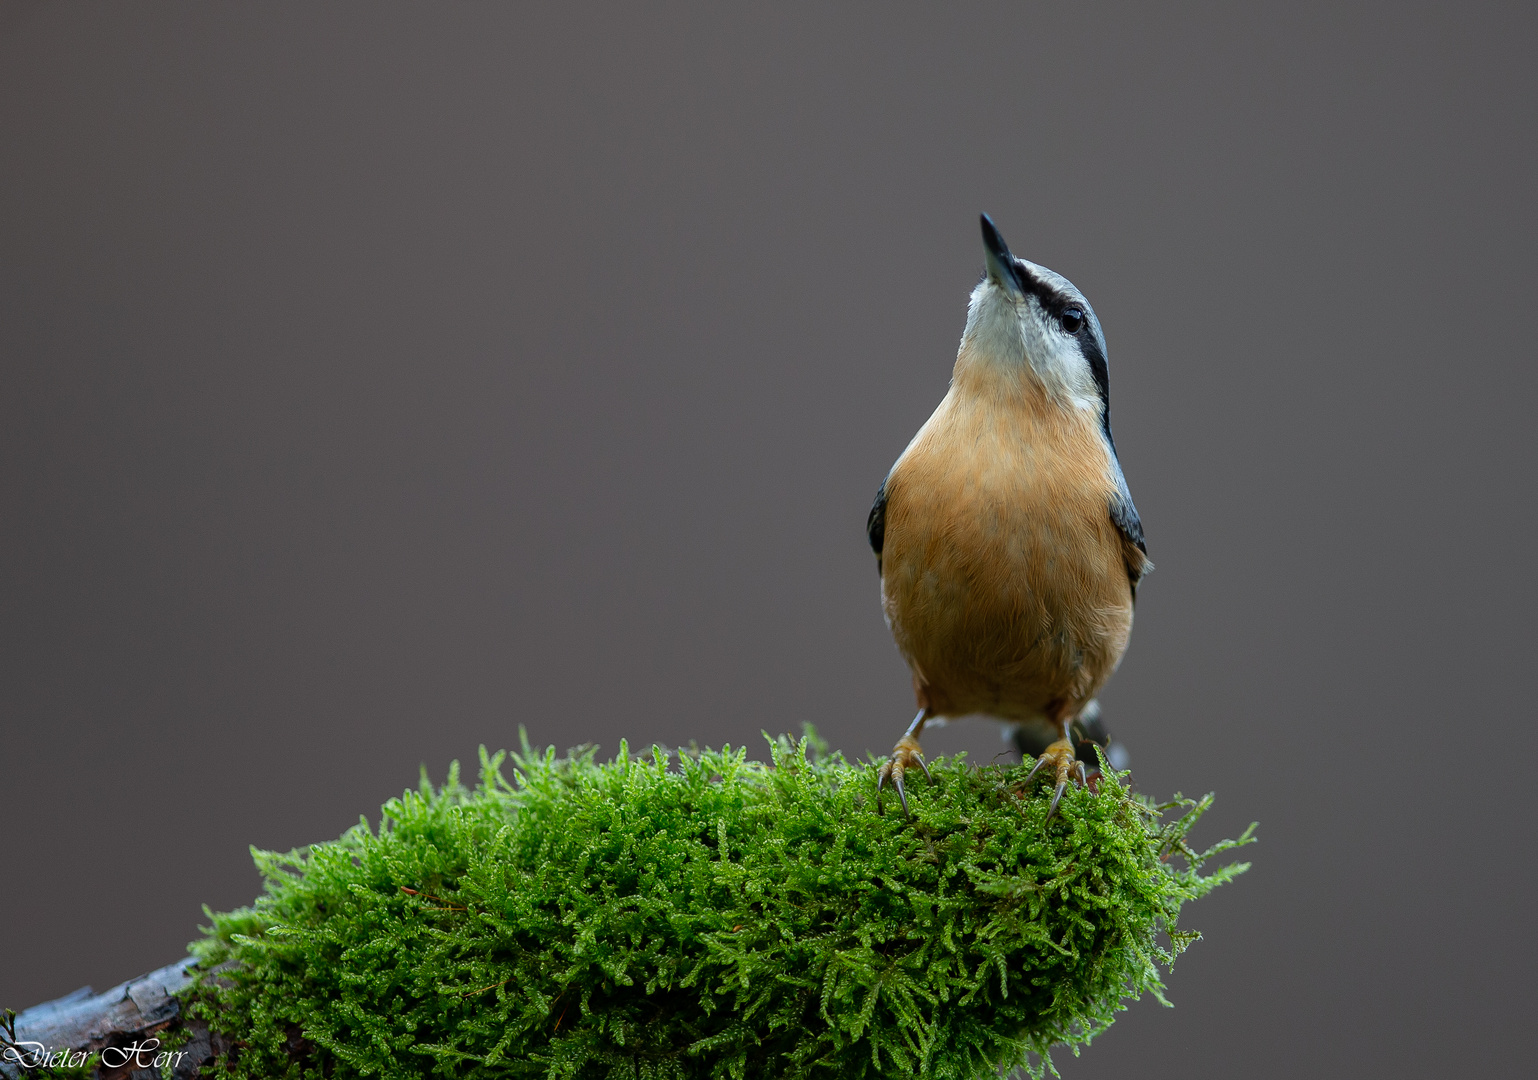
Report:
1010,259,1087,326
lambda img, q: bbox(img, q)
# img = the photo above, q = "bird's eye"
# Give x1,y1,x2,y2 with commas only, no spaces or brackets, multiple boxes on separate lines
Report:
1059,308,1085,334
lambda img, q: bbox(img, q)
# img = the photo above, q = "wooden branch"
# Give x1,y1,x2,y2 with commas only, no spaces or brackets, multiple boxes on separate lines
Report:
3,959,226,1080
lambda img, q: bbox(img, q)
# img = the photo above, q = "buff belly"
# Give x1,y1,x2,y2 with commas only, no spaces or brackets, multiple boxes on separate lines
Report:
879,391,1135,724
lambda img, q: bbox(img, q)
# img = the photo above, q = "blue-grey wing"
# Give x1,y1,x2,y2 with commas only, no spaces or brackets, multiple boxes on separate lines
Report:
867,480,887,574
1107,453,1150,595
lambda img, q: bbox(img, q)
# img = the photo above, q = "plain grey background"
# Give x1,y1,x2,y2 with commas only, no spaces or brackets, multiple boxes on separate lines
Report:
2,2,1534,1076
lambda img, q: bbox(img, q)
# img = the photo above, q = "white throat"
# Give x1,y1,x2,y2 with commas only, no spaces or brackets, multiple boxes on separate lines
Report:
956,282,1101,413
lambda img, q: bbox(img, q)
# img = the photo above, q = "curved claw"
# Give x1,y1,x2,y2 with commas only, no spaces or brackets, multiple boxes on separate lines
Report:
876,758,911,816
876,734,928,816
1046,780,1069,821
1022,735,1091,824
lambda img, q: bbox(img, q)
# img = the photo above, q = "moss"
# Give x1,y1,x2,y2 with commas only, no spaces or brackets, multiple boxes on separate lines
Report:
186,731,1253,1079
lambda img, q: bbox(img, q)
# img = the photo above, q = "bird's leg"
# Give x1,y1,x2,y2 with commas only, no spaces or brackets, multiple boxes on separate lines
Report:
1023,714,1090,821
876,709,932,816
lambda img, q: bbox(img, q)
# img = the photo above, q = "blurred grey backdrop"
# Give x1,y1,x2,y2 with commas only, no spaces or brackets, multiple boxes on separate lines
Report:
2,2,1534,1076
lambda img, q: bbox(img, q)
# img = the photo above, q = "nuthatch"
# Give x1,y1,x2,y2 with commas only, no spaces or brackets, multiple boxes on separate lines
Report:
869,215,1150,818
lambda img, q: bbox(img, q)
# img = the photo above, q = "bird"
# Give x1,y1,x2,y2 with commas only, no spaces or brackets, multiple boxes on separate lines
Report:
868,214,1149,819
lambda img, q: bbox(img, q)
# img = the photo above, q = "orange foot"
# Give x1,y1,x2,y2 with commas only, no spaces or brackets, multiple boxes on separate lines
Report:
1024,737,1089,821
876,734,931,816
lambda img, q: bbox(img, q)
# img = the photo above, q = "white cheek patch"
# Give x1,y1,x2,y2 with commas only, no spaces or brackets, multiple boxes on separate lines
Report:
1020,313,1101,413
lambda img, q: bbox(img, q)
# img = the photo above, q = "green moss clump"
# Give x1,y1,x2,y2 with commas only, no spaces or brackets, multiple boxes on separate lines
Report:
187,733,1253,1079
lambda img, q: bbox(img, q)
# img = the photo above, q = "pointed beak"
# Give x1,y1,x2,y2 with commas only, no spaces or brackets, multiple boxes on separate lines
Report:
980,213,1025,299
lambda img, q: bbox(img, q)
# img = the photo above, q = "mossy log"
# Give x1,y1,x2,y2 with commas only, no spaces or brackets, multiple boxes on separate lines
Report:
4,734,1252,1080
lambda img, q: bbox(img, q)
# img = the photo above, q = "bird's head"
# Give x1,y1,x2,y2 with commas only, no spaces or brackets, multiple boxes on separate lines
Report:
960,214,1110,418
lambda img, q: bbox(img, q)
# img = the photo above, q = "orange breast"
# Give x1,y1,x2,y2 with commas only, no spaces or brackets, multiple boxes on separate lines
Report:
880,381,1134,723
